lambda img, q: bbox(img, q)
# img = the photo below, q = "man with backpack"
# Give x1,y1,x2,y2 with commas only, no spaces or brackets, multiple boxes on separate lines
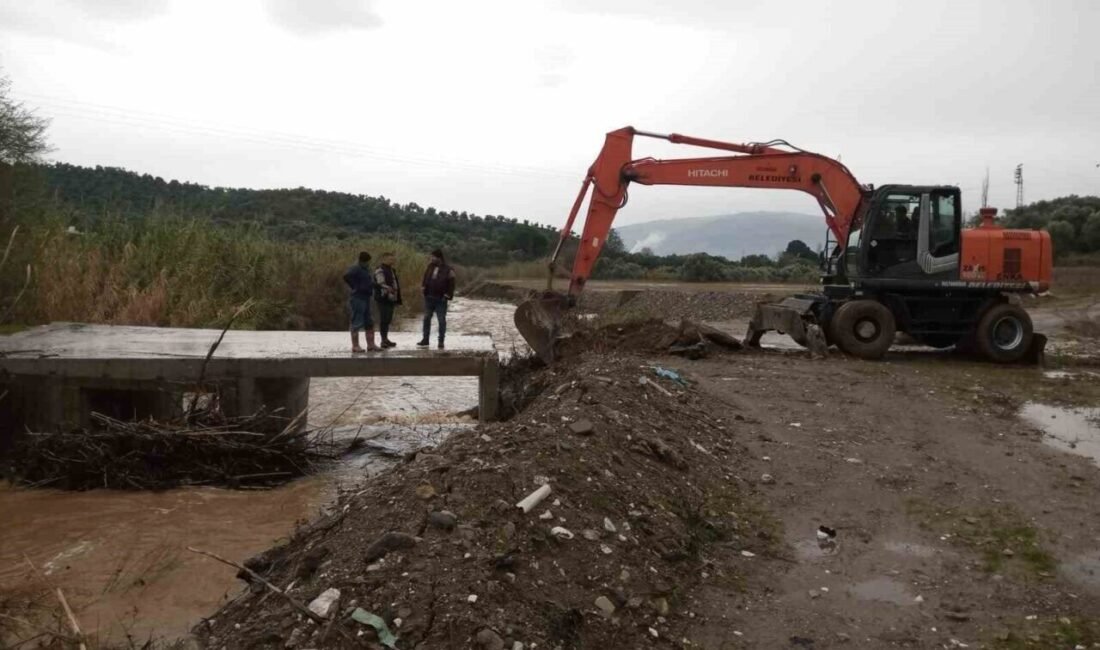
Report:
373,251,402,348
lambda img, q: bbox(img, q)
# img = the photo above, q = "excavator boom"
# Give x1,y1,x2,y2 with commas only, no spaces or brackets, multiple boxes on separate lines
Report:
518,126,866,361
555,127,865,299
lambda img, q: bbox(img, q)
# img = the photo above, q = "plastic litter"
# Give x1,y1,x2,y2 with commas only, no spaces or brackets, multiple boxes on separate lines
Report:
653,366,688,387
350,608,399,648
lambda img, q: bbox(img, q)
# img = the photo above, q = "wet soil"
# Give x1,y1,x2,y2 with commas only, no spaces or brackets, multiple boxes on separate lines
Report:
6,282,1100,648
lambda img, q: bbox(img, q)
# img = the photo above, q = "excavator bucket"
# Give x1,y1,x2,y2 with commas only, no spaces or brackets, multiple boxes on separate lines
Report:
514,291,569,363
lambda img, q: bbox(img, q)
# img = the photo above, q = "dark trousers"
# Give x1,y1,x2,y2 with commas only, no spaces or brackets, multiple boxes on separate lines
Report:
422,296,448,342
376,301,396,341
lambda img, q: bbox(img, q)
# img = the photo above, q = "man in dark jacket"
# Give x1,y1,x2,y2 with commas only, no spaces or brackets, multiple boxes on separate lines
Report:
417,248,455,349
373,251,402,348
343,251,379,353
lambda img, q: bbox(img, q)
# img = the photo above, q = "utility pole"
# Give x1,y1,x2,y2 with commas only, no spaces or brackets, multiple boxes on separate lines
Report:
1014,164,1024,209
981,167,990,208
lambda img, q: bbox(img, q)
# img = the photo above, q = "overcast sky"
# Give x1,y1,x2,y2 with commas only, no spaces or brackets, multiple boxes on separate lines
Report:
1,0,1097,228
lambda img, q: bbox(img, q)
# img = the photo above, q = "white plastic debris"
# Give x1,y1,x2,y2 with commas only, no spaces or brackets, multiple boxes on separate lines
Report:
550,526,575,540
517,484,552,513
308,588,341,618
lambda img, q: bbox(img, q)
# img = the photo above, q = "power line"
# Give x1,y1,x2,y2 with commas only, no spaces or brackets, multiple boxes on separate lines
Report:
17,92,581,182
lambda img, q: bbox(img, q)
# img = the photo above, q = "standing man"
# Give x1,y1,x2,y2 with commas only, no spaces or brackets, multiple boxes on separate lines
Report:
373,251,402,348
343,251,379,353
417,248,455,349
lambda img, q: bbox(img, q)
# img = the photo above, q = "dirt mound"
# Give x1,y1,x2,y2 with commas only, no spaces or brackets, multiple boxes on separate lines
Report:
556,318,742,361
578,289,795,322
197,353,767,649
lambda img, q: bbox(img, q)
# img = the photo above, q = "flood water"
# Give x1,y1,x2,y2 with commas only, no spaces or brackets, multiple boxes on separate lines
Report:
1018,402,1100,467
0,298,518,643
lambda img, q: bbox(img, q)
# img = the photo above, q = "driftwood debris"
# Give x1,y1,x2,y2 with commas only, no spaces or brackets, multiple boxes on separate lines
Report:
8,410,341,491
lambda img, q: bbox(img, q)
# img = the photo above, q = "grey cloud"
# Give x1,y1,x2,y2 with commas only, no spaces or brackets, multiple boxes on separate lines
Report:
62,0,172,21
263,0,382,35
0,1,123,51
538,73,566,88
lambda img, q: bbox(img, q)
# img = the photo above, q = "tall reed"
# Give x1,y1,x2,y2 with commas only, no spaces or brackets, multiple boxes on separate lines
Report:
1,213,429,330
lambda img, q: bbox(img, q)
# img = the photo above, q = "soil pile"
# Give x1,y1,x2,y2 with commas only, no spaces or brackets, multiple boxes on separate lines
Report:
198,353,767,649
578,289,796,322
555,318,743,363
464,281,800,323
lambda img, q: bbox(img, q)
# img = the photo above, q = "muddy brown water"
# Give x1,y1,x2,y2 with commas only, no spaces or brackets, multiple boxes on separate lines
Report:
0,299,517,644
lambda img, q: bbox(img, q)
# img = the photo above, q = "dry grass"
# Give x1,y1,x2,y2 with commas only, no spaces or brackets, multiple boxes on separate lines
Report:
1052,266,1100,298
0,215,428,330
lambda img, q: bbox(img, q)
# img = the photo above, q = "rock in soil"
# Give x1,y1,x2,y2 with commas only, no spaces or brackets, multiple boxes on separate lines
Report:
428,510,457,530
363,531,419,562
594,595,617,617
476,628,505,649
568,419,595,435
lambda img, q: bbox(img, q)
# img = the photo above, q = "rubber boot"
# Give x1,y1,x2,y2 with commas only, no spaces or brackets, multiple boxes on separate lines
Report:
351,331,365,353
366,329,380,351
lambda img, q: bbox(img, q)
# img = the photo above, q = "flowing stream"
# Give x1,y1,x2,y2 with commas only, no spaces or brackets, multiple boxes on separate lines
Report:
0,298,518,643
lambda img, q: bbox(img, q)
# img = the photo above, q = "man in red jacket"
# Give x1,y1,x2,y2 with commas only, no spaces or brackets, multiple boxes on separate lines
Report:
417,249,456,350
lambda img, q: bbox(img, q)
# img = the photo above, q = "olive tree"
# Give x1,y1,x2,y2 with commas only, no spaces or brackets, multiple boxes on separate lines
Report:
0,72,50,164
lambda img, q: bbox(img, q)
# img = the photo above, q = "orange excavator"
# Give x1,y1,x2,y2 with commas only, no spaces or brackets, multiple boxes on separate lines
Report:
515,127,1052,363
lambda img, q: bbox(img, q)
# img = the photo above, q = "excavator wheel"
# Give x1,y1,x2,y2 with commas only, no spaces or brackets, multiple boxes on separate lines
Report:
974,302,1033,363
830,299,896,360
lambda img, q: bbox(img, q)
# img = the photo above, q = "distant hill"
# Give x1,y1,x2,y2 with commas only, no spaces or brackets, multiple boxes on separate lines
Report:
14,162,558,267
616,212,826,259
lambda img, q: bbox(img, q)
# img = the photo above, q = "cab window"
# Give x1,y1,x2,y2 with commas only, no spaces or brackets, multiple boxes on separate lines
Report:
931,193,960,256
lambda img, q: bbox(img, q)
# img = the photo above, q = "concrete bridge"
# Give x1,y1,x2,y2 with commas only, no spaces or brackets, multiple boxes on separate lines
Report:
0,323,499,433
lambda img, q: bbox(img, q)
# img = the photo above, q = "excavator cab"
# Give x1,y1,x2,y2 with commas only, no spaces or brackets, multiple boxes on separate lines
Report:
849,185,963,282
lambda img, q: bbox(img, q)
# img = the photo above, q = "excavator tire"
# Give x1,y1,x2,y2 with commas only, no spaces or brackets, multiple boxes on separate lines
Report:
974,302,1033,363
831,299,896,360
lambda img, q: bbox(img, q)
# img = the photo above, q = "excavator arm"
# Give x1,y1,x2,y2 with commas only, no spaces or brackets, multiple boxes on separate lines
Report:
554,126,866,297
517,126,868,362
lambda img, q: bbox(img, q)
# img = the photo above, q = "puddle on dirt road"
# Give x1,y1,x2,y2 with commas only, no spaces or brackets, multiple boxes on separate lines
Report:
1018,402,1100,466
792,538,839,561
848,577,917,606
1062,551,1100,593
883,541,937,559
0,299,514,644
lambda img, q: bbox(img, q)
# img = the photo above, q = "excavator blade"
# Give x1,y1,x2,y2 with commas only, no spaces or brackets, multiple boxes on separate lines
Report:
514,291,569,363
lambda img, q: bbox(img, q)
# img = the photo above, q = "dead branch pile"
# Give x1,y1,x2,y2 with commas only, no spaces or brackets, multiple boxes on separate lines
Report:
6,411,342,491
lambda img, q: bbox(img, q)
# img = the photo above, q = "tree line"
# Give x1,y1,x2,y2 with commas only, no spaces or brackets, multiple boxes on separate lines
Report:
999,196,1100,261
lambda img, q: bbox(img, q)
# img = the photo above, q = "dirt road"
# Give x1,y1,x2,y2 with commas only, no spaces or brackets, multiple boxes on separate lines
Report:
685,350,1100,648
